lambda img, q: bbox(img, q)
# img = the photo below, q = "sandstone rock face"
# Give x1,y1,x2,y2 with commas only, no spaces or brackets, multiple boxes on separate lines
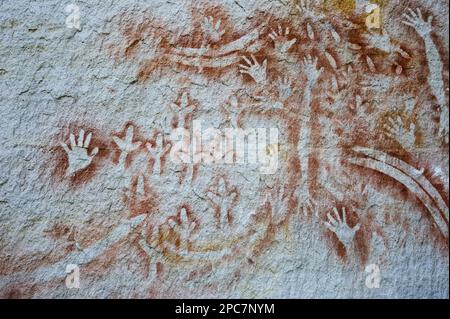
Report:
0,0,448,298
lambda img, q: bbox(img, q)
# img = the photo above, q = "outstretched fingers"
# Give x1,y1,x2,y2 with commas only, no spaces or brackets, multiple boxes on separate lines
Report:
251,55,260,66
342,207,347,224
215,19,222,30
78,129,85,147
261,59,267,69
180,208,189,226
333,207,342,224
242,56,252,67
83,132,92,148
113,136,124,150
416,8,423,20
402,12,416,25
327,212,338,226
90,147,99,158
60,142,71,154
125,126,135,143
238,67,250,75
324,221,336,233
70,133,77,149
406,8,419,19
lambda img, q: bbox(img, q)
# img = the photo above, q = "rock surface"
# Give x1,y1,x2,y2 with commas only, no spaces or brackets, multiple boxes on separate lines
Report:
0,0,448,298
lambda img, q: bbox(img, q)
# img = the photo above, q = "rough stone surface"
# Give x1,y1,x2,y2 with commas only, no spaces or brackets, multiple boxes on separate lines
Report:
0,0,448,298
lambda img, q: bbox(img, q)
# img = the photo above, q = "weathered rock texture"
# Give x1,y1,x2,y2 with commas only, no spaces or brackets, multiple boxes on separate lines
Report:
0,0,448,298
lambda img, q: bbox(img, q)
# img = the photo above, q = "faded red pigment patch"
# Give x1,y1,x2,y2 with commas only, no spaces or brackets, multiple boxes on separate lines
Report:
0,281,50,299
427,218,450,255
186,263,213,282
72,214,114,249
45,122,112,188
43,222,76,246
0,285,33,299
83,236,132,281
308,98,325,193
105,7,169,62
247,202,278,259
122,174,160,219
353,211,373,265
101,7,172,83
0,236,75,277
431,30,450,99
402,197,447,254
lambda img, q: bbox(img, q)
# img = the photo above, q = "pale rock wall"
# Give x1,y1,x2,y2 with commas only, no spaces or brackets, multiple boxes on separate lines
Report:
0,0,448,298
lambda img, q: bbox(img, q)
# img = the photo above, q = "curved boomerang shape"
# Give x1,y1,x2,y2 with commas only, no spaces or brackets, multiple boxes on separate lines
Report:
353,146,449,218
349,147,448,239
165,52,241,69
172,25,263,58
